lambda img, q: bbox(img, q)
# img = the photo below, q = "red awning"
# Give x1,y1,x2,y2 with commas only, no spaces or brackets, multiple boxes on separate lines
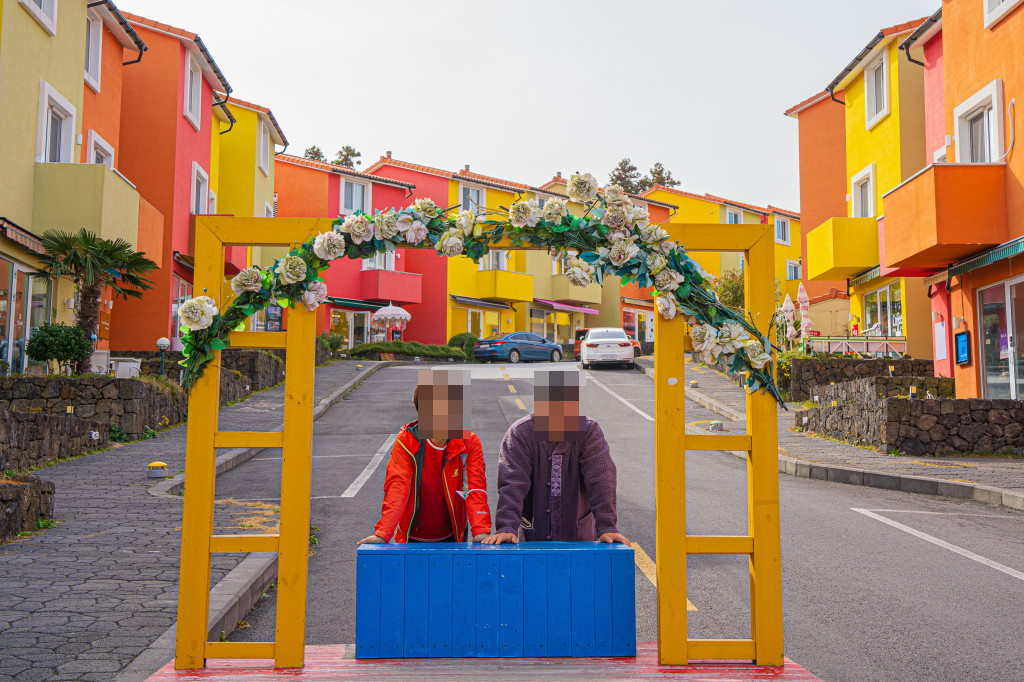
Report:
533,298,598,315
0,217,45,254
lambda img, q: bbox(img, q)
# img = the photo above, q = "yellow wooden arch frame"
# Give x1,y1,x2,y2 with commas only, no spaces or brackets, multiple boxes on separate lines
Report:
174,215,782,668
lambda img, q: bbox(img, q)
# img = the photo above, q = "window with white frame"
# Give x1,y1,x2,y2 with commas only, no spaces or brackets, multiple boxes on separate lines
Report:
537,196,548,209
479,250,508,271
984,0,1024,28
342,180,369,215
786,260,801,281
190,162,209,215
851,164,876,218
36,82,76,163
87,130,114,168
207,191,216,214
775,218,790,245
361,251,396,271
461,184,485,216
84,10,102,91
864,52,889,129
726,208,742,224
20,0,57,36
264,200,273,218
184,55,202,130
258,121,270,175
954,79,1004,164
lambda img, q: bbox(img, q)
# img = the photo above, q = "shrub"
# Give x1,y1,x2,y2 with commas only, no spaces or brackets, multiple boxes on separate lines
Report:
447,333,479,359
326,333,346,352
26,323,92,374
349,341,465,360
712,268,745,312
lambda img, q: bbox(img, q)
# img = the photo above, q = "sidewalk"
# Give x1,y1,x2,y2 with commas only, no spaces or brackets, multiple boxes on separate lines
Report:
636,356,1024,510
0,361,383,682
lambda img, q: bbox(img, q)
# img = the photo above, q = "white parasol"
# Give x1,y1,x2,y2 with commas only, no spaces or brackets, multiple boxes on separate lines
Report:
797,282,813,333
371,302,411,323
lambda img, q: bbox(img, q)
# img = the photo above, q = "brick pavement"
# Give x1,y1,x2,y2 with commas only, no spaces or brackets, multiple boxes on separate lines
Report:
0,361,369,682
678,359,1024,493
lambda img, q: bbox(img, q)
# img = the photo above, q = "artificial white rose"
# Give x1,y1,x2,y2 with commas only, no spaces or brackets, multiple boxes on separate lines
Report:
437,227,464,257
396,213,414,235
455,210,476,236
230,267,263,295
375,213,400,240
404,220,429,245
413,198,440,220
744,339,772,370
608,239,640,267
178,296,218,331
302,281,329,312
645,251,667,275
628,203,650,229
639,224,669,245
655,293,678,320
567,172,599,203
654,268,685,291
690,323,720,365
606,227,631,243
604,184,627,205
509,199,543,228
564,257,595,287
313,231,346,260
715,321,750,355
340,214,374,245
543,198,568,226
602,203,631,232
276,255,308,284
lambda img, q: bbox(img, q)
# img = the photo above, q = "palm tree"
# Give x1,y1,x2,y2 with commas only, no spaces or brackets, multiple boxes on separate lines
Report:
35,228,158,374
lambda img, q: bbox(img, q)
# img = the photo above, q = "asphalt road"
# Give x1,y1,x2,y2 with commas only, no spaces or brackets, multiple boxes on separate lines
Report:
216,363,1024,681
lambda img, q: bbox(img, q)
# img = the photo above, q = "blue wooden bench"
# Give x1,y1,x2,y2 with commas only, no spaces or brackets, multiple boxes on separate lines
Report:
356,542,636,659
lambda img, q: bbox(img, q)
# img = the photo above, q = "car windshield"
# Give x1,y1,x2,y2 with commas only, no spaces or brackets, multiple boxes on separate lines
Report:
589,330,627,340
575,330,589,341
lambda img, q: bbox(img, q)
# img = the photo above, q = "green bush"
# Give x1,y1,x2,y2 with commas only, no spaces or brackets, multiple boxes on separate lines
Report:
326,333,346,352
349,340,465,360
26,323,92,374
447,333,479,359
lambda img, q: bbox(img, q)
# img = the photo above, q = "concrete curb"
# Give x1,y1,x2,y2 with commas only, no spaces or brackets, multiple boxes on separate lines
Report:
684,423,1024,513
124,360,398,679
634,360,745,422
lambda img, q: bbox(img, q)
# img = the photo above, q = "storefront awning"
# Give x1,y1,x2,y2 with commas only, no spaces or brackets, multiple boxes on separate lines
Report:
327,296,382,311
0,217,45,254
173,251,241,277
621,296,654,309
533,298,598,315
849,266,881,288
450,295,513,311
948,235,1024,279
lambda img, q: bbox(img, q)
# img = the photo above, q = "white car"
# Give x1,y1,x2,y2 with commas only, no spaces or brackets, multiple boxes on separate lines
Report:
580,328,635,369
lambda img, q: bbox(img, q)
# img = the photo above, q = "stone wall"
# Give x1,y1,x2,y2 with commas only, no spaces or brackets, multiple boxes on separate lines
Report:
798,397,1024,456
811,376,955,406
0,473,54,543
0,411,109,472
0,377,186,439
788,358,934,401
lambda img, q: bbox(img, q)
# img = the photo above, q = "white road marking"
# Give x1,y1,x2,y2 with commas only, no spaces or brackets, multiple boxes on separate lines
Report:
587,373,654,422
341,434,397,498
852,508,1024,583
862,509,1009,518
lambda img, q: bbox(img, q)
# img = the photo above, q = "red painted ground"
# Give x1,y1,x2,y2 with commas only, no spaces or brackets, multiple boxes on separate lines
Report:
148,642,821,680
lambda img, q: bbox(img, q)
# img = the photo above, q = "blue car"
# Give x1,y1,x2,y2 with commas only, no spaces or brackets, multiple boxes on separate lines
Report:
473,332,564,363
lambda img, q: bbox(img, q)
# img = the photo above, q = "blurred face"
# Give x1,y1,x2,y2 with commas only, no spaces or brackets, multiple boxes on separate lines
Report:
417,369,470,441
534,382,585,442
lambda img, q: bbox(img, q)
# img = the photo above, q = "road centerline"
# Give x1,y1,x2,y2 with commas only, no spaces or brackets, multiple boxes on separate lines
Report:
341,434,397,498
632,542,697,611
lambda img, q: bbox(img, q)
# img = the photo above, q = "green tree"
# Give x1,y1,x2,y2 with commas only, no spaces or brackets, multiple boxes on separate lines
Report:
35,229,158,374
608,158,643,194
304,145,326,162
333,145,362,168
641,161,681,190
712,268,746,312
26,323,92,374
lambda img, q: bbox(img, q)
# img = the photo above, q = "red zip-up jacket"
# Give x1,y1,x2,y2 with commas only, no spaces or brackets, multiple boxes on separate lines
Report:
373,421,492,543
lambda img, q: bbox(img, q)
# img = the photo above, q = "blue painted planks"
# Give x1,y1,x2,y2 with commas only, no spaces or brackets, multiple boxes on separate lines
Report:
570,551,596,657
355,554,380,659
427,554,453,658
498,554,524,657
546,552,571,657
475,554,499,657
403,552,428,657
378,553,404,659
611,550,637,656
593,551,613,656
522,553,547,657
451,551,476,657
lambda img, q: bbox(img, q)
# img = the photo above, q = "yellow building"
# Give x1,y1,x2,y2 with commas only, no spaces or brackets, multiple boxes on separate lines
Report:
0,0,151,366
643,186,804,306
805,18,933,359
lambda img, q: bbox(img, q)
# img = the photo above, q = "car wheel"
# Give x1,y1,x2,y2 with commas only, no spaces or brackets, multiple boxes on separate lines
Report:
582,361,590,370
633,346,641,358
550,349,562,363
509,349,521,363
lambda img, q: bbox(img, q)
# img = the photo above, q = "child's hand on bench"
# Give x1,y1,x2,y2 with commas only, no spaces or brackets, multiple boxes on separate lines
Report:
357,534,385,546
598,532,630,545
482,532,518,545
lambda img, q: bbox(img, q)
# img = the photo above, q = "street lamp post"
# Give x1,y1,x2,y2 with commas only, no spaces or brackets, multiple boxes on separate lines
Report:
156,337,170,377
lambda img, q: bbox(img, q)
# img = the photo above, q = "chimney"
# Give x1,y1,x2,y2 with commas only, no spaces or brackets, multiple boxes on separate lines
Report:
386,150,392,158
556,171,562,178
464,164,470,171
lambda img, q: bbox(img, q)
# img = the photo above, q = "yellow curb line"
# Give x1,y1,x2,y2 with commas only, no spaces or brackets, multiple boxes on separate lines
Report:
632,542,697,611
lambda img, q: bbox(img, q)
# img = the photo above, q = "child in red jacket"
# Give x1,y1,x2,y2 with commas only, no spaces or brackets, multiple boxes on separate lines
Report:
358,369,491,544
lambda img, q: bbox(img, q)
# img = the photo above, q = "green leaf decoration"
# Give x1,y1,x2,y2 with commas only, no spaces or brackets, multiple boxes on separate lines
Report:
211,339,226,351
277,297,290,308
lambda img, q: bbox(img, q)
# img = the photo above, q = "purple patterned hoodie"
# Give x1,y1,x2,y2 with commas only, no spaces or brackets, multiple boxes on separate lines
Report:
495,414,618,541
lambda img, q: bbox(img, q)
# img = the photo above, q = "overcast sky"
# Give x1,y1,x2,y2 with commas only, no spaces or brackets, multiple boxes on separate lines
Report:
118,0,939,212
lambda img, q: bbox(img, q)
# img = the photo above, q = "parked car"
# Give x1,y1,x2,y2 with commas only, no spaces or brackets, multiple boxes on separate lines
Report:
473,332,564,363
579,328,635,369
575,327,641,360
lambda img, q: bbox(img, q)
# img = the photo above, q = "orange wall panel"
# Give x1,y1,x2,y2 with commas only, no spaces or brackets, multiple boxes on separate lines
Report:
80,30,126,164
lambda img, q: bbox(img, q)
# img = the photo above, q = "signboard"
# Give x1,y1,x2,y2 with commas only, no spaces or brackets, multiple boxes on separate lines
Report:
806,330,820,337
266,305,283,332
955,331,971,365
622,309,636,336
